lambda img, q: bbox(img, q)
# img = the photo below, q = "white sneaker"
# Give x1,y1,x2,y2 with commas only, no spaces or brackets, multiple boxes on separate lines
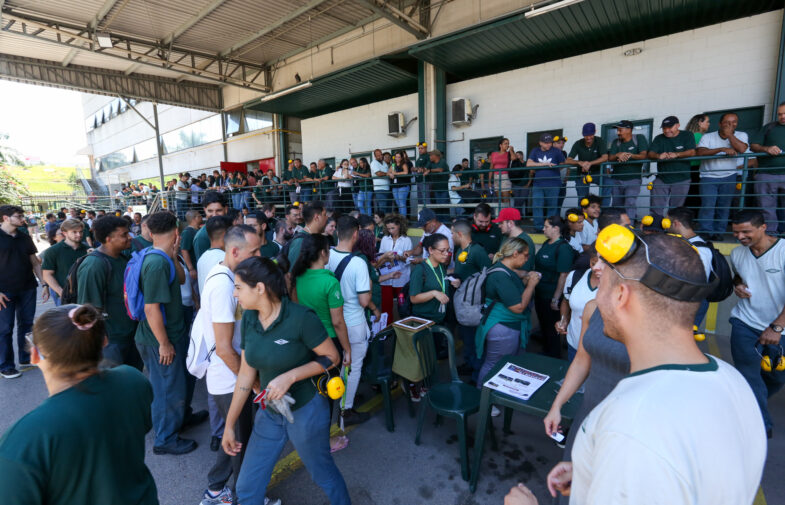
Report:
491,406,501,417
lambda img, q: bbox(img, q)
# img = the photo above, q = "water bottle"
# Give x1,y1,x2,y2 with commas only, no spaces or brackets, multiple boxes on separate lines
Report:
397,293,405,310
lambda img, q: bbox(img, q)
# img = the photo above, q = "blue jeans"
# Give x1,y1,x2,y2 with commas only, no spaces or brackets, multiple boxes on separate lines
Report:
0,288,36,369
567,344,578,363
357,191,372,215
352,193,360,210
532,185,560,228
392,186,410,216
730,317,785,430
49,287,61,306
137,341,187,448
433,191,449,219
375,189,393,215
698,175,736,234
417,182,432,207
236,394,350,505
175,199,188,221
694,299,709,328
575,176,591,199
300,190,312,203
458,324,480,381
611,178,641,221
102,341,143,370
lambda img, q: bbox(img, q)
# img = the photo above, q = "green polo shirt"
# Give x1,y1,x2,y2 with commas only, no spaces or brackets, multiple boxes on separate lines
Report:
485,262,527,329
568,137,608,177
649,130,695,184
414,153,429,183
409,261,447,323
281,168,295,191
353,164,371,192
193,226,210,263
259,241,280,258
134,252,184,346
514,232,537,272
753,123,785,174
132,235,153,251
286,231,310,271
292,166,309,189
0,366,158,505
241,298,328,411
180,226,197,261
609,135,649,180
534,239,575,300
295,269,344,339
472,223,503,256
454,242,491,281
77,252,137,345
318,166,335,194
428,159,451,192
359,253,382,308
41,240,89,289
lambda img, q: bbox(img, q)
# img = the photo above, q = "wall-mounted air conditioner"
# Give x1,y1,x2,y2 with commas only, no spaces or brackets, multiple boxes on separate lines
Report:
452,98,478,126
388,112,405,137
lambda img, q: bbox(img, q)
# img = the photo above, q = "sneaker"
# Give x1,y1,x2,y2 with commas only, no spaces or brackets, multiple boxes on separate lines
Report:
201,487,232,505
153,437,197,455
182,410,209,430
408,384,421,402
0,368,21,379
340,408,370,426
491,406,501,417
265,498,282,505
210,436,221,452
18,362,37,371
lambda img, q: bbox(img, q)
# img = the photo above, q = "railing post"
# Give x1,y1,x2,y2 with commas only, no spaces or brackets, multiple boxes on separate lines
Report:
738,155,749,212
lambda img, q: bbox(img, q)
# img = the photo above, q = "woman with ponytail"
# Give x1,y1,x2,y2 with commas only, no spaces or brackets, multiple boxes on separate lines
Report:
475,239,540,414
0,304,158,504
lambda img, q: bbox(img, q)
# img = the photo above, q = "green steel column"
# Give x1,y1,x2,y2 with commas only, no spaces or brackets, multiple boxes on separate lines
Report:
773,9,785,120
434,66,446,157
418,60,426,141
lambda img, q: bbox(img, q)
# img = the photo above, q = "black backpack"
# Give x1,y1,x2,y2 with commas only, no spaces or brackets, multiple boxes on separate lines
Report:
565,269,587,296
60,251,113,306
691,240,733,302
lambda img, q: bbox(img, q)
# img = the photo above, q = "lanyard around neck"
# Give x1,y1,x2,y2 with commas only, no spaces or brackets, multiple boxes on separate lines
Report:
425,260,445,293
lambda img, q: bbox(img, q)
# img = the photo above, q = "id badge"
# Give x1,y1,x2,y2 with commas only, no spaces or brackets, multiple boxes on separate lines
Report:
295,186,301,194
439,303,446,313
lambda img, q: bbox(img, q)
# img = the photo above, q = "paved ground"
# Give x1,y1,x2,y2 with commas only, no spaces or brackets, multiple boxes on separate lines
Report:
1,234,782,504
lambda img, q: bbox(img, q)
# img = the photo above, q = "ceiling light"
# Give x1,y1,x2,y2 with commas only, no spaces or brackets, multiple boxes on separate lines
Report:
524,0,585,19
260,82,312,102
96,33,113,48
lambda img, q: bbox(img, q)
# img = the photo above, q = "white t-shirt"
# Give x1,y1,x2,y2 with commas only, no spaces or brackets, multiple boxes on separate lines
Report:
730,239,785,332
378,235,413,288
327,250,370,328
577,219,598,246
179,258,194,307
563,269,597,349
568,234,583,253
697,130,750,179
687,235,713,281
370,159,390,190
197,248,225,294
200,264,243,395
448,173,461,204
571,355,766,505
175,179,189,200
421,223,454,268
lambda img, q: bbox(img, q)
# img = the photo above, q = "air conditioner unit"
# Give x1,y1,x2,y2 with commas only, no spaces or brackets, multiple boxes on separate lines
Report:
388,112,405,137
452,98,474,126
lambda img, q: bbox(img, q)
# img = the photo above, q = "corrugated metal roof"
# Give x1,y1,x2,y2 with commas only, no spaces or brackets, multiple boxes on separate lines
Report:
5,0,107,24
246,58,417,118
101,0,197,41
409,0,783,79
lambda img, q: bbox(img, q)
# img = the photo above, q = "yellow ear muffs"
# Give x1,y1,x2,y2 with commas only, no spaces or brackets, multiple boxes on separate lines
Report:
736,182,742,191
568,213,580,223
693,325,706,342
777,356,785,372
288,159,293,164
661,218,671,230
642,215,654,226
762,355,773,372
646,182,653,191
580,198,589,207
583,175,593,184
315,373,345,400
293,201,300,207
596,224,637,264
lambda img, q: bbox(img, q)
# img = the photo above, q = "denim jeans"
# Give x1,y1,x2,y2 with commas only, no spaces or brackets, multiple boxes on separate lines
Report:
392,186,410,216
236,394,350,505
458,324,480,381
433,191,450,219
477,323,521,386
175,199,188,221
208,394,225,438
754,173,785,233
0,288,35,370
357,191,372,215
611,178,641,221
532,185,560,229
416,182,432,207
698,175,736,234
49,287,61,307
567,344,578,363
375,189,393,215
650,178,690,216
511,185,530,216
207,393,253,493
101,341,143,371
575,176,591,199
730,317,785,430
137,341,187,448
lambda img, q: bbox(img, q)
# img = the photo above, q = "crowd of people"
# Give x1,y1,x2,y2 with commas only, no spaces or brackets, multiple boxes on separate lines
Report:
2,106,785,505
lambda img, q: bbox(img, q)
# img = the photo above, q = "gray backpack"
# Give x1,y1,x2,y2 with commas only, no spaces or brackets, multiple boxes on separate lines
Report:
454,266,510,327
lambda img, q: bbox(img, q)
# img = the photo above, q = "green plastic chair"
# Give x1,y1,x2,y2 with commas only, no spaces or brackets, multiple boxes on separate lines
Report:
413,325,481,481
360,326,398,432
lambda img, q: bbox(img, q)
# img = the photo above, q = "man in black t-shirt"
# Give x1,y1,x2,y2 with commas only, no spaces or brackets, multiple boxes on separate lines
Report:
0,205,47,378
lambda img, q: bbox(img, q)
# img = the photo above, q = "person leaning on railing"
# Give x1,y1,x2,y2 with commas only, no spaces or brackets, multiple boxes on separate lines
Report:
566,123,608,200
647,116,696,216
527,133,566,229
751,101,785,234
608,120,649,222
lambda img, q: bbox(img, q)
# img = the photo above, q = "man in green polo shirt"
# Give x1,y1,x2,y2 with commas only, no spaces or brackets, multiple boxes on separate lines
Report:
129,214,153,252
451,219,491,378
281,161,296,204
300,162,317,202
751,102,785,233
413,142,431,207
134,211,196,455
193,192,227,263
471,203,503,258
495,207,536,272
567,122,609,200
41,218,88,306
287,201,327,270
428,149,450,217
609,120,649,221
290,158,309,204
180,210,202,282
648,115,696,216
77,215,140,369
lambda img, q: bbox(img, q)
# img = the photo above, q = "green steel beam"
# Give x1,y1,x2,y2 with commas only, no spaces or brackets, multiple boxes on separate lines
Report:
418,59,425,141
434,66,446,156
774,9,785,120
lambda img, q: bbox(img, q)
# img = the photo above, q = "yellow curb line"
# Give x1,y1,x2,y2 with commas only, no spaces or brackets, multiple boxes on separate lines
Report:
754,486,768,505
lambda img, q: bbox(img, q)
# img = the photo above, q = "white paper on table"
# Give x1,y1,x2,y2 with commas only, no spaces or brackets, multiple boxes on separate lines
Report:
378,258,406,278
483,362,549,401
370,313,389,336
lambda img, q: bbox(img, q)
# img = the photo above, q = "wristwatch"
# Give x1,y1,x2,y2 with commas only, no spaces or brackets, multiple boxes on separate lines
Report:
770,323,784,333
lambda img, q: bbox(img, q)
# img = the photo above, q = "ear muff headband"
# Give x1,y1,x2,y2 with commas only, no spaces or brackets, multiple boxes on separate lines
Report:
597,224,714,302
567,213,581,223
580,198,589,207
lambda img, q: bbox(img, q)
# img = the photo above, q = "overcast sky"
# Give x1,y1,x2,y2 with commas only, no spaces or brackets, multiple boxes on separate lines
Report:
0,80,88,166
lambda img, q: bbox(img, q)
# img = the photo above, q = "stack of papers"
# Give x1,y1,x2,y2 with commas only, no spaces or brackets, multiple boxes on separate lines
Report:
484,362,549,401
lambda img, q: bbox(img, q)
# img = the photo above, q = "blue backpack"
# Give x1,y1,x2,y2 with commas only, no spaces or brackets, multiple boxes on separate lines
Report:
124,247,176,322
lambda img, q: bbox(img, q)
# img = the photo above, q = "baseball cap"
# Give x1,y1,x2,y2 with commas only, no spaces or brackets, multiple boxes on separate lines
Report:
428,149,442,157
582,123,596,136
539,133,554,143
660,116,679,128
492,207,522,223
615,120,634,129
417,208,437,227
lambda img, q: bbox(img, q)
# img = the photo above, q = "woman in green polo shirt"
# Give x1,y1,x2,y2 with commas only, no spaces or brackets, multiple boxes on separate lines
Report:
535,216,576,358
224,257,350,505
0,304,158,504
409,233,451,324
475,238,540,397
